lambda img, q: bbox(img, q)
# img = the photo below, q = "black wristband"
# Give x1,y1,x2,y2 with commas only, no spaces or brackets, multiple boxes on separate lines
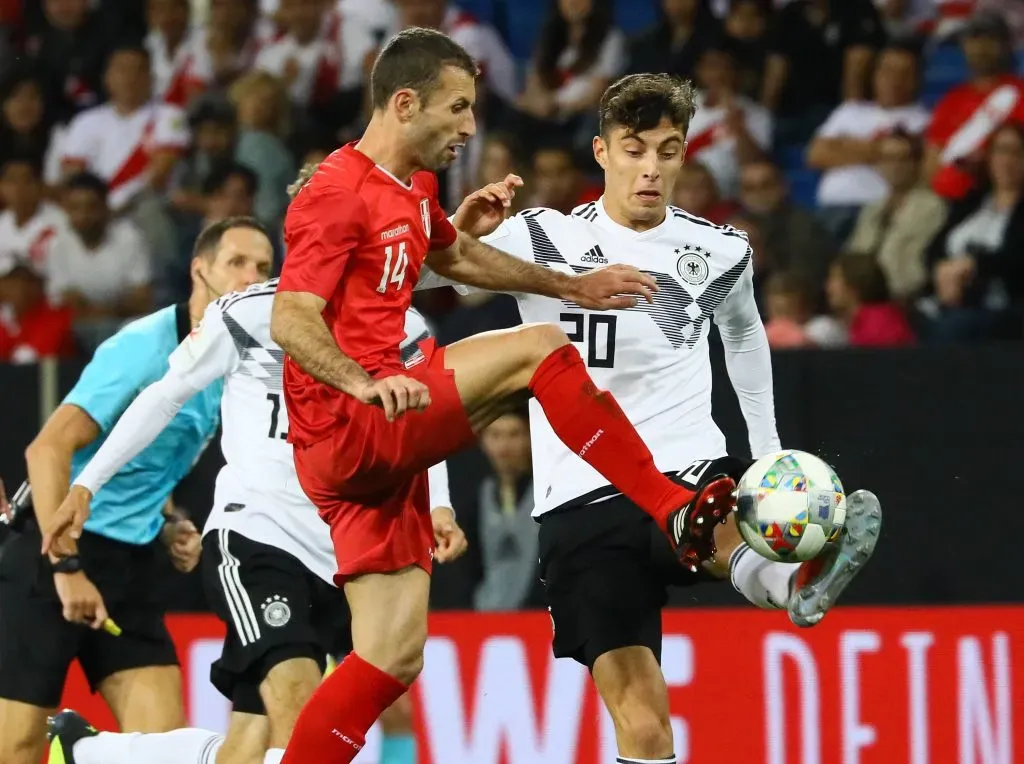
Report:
51,555,83,574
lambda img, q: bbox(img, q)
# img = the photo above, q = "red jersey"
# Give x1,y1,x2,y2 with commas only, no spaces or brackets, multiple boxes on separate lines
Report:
927,76,1024,200
278,144,458,447
0,301,74,362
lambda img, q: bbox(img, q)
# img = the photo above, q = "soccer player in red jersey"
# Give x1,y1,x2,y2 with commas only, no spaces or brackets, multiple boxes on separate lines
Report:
270,29,735,764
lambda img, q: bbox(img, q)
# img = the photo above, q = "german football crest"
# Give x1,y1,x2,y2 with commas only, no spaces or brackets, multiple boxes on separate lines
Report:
420,198,431,238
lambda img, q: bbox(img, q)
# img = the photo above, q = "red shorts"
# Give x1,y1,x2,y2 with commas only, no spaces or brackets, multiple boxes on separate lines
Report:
293,340,475,585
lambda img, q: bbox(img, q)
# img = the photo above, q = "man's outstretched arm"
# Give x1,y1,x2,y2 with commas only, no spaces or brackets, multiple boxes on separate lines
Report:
270,291,373,395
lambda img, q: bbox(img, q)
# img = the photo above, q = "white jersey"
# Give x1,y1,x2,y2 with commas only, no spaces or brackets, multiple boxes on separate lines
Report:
478,199,780,516
73,279,450,584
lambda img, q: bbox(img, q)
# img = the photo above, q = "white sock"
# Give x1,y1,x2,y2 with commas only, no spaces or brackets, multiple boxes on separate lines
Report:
264,748,285,764
729,543,799,610
616,757,676,763
74,729,222,764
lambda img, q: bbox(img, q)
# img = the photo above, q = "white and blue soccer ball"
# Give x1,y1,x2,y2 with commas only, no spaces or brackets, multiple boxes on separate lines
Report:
735,449,847,563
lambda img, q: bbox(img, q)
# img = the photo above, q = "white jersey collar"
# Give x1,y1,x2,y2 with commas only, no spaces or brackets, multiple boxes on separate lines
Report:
592,196,672,241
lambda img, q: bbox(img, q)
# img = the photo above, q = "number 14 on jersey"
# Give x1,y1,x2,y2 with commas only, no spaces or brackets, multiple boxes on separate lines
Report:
377,241,409,293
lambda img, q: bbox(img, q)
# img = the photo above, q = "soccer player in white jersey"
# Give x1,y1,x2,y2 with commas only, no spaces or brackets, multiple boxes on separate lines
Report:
43,286,465,764
453,73,883,764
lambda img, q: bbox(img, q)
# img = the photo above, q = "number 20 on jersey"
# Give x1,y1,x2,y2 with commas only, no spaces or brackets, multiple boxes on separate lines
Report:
377,241,409,293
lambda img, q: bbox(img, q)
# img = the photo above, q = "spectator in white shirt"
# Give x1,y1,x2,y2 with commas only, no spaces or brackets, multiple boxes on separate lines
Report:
807,41,931,243
146,0,211,107
689,43,772,200
47,173,153,326
59,44,188,275
0,158,66,275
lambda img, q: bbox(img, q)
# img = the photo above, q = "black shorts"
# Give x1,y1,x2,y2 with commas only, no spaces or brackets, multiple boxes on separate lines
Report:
538,456,753,670
201,530,351,715
0,520,178,708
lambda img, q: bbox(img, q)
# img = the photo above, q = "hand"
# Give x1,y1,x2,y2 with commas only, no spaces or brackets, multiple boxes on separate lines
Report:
352,375,432,422
53,570,109,629
162,519,202,572
563,264,658,310
42,484,93,557
452,174,524,237
431,507,468,563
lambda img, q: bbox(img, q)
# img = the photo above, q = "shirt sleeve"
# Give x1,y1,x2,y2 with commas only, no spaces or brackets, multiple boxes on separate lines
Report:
278,185,369,301
814,103,851,139
595,30,627,79
713,254,781,458
153,106,191,151
62,324,170,433
167,300,242,391
428,460,452,511
60,112,95,165
120,224,153,287
71,368,205,495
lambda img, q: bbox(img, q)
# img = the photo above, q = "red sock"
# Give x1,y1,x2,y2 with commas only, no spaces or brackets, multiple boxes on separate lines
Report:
280,653,407,764
529,345,693,526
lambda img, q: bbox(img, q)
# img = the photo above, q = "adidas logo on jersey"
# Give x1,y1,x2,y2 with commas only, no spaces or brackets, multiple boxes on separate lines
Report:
579,246,608,264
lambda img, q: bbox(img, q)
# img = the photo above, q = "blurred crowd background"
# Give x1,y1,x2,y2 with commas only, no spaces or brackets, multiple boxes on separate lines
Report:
2,0,1024,610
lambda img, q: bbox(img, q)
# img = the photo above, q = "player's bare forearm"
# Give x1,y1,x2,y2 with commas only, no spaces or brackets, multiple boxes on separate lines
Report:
270,290,373,394
24,406,100,558
427,231,571,298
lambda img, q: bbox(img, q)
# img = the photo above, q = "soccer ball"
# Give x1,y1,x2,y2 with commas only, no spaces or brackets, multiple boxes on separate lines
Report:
735,450,847,563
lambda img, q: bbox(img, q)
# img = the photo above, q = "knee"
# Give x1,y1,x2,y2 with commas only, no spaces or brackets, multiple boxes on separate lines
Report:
610,701,674,758
261,658,322,717
382,640,425,687
520,323,571,359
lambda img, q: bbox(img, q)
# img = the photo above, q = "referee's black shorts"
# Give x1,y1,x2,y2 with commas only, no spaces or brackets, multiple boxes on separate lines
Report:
201,530,350,715
0,519,178,708
538,456,753,671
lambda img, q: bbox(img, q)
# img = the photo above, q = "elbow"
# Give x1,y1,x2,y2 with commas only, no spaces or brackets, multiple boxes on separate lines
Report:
25,436,64,471
269,309,289,349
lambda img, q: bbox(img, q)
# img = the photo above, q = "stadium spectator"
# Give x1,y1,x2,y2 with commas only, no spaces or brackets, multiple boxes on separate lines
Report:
169,99,238,218
145,0,211,107
689,43,772,200
59,44,188,271
925,11,1024,200
0,255,74,363
847,130,947,300
627,0,722,82
200,0,271,89
807,42,930,242
738,159,835,286
826,251,916,346
722,0,771,99
477,132,525,214
337,0,398,40
469,410,542,611
762,0,886,144
763,270,847,348
974,0,1024,49
517,0,626,152
0,73,60,180
673,161,736,224
0,158,65,273
228,71,295,229
23,0,110,122
526,143,600,213
922,122,1024,341
874,0,934,38
46,173,153,328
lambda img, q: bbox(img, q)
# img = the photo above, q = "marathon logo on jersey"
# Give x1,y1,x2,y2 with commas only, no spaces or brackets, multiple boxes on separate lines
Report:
381,224,410,241
578,429,604,458
420,198,431,238
580,245,608,264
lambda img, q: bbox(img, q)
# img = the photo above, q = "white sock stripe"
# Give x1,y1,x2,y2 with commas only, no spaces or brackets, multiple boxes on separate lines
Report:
729,543,752,592
217,529,261,645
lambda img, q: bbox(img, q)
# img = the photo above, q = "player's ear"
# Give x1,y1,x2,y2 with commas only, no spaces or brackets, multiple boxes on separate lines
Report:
681,140,688,163
392,89,418,122
593,135,608,170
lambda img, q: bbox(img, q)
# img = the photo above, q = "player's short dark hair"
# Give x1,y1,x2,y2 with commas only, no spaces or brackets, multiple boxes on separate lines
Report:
193,216,269,261
369,27,478,110
64,172,109,199
0,154,43,178
599,74,697,138
106,42,151,67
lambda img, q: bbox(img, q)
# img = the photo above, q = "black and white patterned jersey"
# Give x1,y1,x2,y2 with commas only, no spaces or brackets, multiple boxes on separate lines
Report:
478,198,780,516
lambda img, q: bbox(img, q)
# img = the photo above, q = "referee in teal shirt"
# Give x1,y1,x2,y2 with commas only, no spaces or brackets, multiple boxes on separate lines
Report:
0,212,274,764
